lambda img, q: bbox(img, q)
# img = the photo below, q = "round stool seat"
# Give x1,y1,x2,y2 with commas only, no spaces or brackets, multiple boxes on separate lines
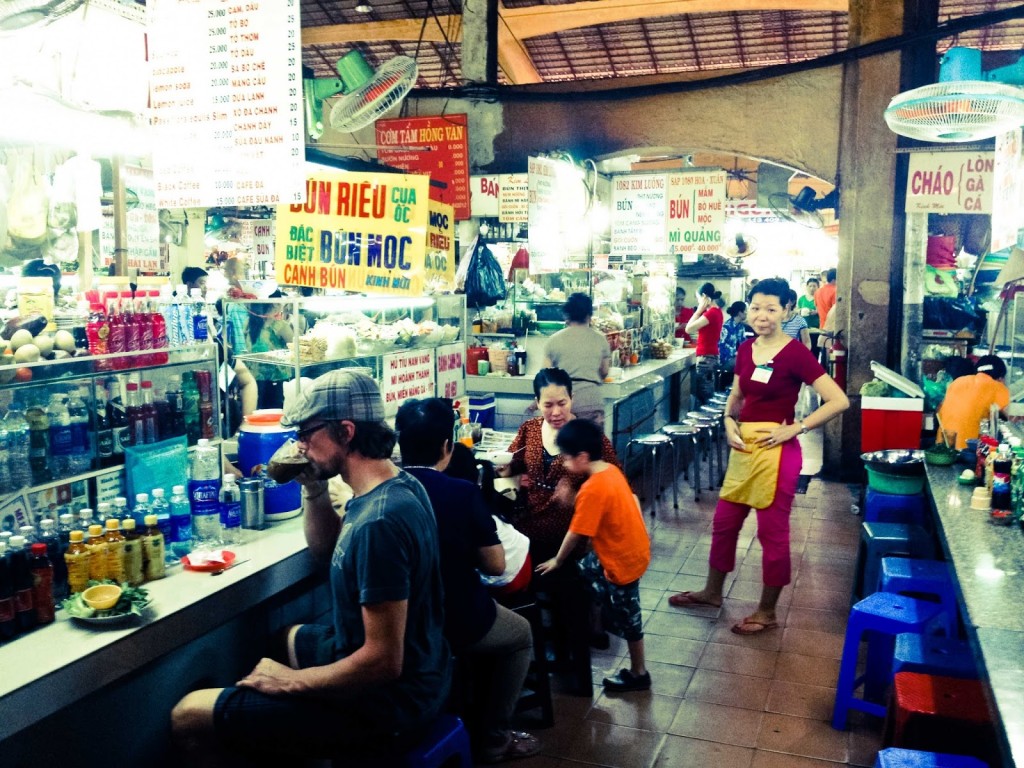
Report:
662,424,699,436
630,433,673,446
699,405,724,416
686,410,706,419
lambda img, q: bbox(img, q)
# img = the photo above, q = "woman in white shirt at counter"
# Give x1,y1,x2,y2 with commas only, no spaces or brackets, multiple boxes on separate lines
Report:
543,293,612,427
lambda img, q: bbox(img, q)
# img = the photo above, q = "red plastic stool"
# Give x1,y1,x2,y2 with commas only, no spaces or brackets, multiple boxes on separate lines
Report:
883,672,998,767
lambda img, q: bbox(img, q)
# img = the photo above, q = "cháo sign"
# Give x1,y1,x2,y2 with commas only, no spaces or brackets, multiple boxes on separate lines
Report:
275,172,430,295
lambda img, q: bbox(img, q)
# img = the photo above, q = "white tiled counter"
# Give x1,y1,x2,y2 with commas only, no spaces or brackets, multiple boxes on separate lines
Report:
0,519,320,766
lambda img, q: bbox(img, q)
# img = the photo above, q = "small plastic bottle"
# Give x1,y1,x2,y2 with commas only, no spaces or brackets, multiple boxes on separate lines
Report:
86,524,109,582
133,493,151,530
104,519,127,583
150,488,173,545
64,530,91,595
113,496,131,523
9,536,35,633
29,543,55,625
121,519,144,587
169,484,193,559
96,502,113,524
79,507,95,532
142,515,166,582
219,474,242,545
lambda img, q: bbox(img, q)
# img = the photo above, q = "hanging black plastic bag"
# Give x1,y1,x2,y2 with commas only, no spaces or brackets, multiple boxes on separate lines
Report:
465,241,506,308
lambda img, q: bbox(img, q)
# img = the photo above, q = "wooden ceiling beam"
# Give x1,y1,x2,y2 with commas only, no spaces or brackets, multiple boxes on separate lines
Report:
497,12,543,84
302,16,455,46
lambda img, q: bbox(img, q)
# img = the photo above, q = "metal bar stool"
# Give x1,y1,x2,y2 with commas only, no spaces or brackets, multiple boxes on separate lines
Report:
625,433,677,515
699,404,726,486
661,424,702,502
684,412,718,490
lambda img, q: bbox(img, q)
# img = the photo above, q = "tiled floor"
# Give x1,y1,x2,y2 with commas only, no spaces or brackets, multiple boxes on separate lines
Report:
513,435,884,768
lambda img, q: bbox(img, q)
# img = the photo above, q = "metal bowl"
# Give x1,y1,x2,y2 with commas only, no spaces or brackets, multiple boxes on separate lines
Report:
860,449,926,476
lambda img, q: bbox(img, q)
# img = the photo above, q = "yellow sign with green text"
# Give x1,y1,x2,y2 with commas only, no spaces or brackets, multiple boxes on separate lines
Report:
426,200,455,291
275,172,430,295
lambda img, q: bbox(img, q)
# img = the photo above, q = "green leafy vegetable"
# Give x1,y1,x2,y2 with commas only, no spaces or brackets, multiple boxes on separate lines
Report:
61,580,151,619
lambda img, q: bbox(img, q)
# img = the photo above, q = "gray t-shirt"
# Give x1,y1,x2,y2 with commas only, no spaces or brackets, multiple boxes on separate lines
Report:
544,325,612,413
329,471,449,731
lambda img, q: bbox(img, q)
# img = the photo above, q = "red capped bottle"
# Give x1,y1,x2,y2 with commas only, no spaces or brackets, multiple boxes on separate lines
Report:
29,542,55,624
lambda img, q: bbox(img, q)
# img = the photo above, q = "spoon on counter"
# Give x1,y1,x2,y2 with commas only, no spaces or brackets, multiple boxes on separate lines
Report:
211,559,250,576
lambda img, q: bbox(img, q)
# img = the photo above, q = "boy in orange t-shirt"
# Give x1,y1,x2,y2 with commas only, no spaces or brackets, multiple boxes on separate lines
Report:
536,419,652,692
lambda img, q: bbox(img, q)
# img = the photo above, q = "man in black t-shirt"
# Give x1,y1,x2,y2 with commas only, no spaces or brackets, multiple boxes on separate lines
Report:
397,398,541,764
171,371,449,763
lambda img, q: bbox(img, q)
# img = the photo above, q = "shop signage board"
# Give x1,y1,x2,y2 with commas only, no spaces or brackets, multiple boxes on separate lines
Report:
253,220,275,276
991,130,1023,252
376,115,470,220
435,342,465,400
426,201,456,291
99,165,161,272
499,174,529,223
471,175,500,217
905,151,994,214
665,170,727,263
381,348,437,417
610,174,668,255
274,172,430,295
528,156,587,272
725,201,783,223
148,0,305,208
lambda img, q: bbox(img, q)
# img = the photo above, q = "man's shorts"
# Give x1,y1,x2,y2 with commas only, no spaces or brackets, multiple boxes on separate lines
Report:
213,625,419,760
578,551,644,642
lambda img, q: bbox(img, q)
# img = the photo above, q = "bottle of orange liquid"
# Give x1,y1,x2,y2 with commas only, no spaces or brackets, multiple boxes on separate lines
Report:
121,519,144,586
86,524,108,581
457,418,474,449
104,519,127,584
65,531,91,595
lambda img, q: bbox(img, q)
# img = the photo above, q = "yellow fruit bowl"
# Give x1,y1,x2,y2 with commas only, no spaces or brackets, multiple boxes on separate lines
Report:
82,584,122,611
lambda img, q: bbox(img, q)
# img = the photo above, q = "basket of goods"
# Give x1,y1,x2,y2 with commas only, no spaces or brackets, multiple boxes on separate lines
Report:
925,444,959,466
649,339,674,359
293,336,327,363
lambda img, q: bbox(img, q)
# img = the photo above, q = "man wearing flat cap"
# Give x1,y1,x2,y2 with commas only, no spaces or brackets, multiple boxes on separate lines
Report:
172,370,450,764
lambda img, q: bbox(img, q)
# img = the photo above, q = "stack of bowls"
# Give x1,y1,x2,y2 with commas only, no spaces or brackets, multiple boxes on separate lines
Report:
861,449,926,495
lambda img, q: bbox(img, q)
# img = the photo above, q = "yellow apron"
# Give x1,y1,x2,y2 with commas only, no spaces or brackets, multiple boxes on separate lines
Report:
718,421,783,510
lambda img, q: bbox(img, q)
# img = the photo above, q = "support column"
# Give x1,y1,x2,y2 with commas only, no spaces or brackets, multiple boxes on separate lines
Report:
824,0,938,476
462,0,499,85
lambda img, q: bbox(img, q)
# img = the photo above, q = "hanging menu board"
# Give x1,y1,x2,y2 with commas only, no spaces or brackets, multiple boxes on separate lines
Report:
665,170,727,263
148,0,305,208
435,342,465,400
376,115,471,220
99,165,161,271
991,131,1022,252
381,348,437,417
528,156,588,272
610,174,668,255
499,174,529,224
905,151,993,214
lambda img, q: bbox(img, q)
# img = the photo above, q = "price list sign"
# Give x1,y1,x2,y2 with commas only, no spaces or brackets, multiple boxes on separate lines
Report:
376,115,471,220
610,174,668,255
149,0,305,208
381,349,437,417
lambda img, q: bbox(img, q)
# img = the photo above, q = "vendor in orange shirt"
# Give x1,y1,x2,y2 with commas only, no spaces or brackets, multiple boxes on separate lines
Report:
937,355,1010,450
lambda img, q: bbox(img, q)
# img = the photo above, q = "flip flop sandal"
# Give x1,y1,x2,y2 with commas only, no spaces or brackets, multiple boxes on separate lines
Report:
668,591,721,608
730,617,779,635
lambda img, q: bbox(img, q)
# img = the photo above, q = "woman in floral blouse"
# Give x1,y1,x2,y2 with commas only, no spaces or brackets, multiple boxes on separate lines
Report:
718,301,751,376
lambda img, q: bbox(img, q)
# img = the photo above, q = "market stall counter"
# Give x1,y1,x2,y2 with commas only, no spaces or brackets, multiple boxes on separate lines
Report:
926,464,1024,768
0,519,322,767
467,348,695,460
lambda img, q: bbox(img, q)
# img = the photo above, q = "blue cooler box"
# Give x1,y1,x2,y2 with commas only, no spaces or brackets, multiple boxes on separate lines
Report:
469,394,496,429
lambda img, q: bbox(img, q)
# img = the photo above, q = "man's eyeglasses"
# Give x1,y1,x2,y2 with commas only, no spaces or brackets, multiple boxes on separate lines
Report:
296,422,329,443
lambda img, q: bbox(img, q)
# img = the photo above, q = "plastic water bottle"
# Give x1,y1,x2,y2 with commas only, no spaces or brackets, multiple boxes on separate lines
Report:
164,288,181,348
219,475,241,545
150,488,174,560
191,289,208,341
168,484,193,559
189,438,222,546
47,392,73,478
66,388,93,474
180,290,195,344
0,421,11,493
3,404,32,490
132,493,151,531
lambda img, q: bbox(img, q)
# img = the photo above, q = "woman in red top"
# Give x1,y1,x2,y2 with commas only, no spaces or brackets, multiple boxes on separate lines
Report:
685,282,725,404
670,277,848,635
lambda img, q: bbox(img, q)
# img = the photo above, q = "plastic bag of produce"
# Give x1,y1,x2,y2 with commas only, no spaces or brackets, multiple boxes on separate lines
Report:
465,241,506,308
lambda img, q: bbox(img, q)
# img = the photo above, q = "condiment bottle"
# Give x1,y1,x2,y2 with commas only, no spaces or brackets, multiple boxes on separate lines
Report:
65,530,91,595
86,524,109,581
28,543,55,625
457,418,474,448
991,444,1014,526
121,519,144,587
104,519,127,583
9,536,35,633
0,540,16,640
142,515,166,581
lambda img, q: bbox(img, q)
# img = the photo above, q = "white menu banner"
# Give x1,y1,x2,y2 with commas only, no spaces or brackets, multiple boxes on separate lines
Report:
666,170,727,262
991,131,1022,252
149,0,305,208
905,151,993,214
528,156,587,272
610,174,668,255
499,173,529,224
100,165,161,271
381,348,437,417
435,343,465,400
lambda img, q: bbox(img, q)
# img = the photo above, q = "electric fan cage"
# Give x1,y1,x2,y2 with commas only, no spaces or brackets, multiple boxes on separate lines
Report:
884,80,1024,142
329,56,418,134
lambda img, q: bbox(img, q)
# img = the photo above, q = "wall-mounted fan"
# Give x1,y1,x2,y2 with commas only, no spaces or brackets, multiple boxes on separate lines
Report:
159,209,187,247
0,0,84,32
724,232,758,260
303,51,417,140
767,186,838,229
885,46,1024,143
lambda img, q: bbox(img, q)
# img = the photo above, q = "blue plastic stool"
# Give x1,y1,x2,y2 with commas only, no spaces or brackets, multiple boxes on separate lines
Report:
874,747,988,767
832,592,946,731
853,522,935,601
865,488,928,527
892,633,978,679
342,715,473,768
879,557,959,636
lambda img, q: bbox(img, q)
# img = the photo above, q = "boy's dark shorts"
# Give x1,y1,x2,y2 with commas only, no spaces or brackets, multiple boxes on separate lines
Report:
578,551,644,642
213,624,411,760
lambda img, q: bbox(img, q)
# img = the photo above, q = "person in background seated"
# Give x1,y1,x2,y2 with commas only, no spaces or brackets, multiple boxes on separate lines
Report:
182,266,208,296
937,355,1009,450
171,370,449,765
396,398,540,764
536,419,652,693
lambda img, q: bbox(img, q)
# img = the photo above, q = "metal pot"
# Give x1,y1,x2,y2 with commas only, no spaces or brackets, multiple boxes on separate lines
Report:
860,449,926,477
